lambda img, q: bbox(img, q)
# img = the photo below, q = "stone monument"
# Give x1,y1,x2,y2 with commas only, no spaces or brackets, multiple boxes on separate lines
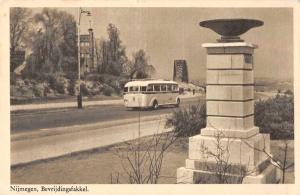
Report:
177,19,280,183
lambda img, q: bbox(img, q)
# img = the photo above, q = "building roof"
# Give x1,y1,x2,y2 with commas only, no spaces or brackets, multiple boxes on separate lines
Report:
125,79,178,87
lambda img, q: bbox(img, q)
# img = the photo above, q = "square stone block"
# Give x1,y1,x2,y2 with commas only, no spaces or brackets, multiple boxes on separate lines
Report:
231,54,253,69
207,55,231,69
206,85,253,100
188,133,270,168
206,46,254,55
203,42,257,55
207,54,253,70
231,86,254,100
201,126,259,139
177,160,279,184
206,115,254,130
206,70,253,84
207,100,254,117
225,46,254,54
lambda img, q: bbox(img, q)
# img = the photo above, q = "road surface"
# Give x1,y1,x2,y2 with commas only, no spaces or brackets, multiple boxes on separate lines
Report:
11,118,172,166
11,96,204,133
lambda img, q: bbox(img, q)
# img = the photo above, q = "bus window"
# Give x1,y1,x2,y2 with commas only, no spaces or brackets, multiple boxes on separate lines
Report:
147,85,154,91
140,86,147,92
129,86,139,92
154,85,160,92
124,87,128,93
161,84,166,91
172,84,178,91
167,84,172,91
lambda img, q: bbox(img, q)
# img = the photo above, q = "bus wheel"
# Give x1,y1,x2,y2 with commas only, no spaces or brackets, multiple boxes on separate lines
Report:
175,98,180,107
152,100,159,110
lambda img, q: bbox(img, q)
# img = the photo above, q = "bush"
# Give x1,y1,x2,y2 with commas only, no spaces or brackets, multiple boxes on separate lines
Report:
32,83,45,97
68,79,76,96
284,89,293,96
255,94,294,139
80,83,90,96
85,73,105,82
55,79,67,94
10,72,18,85
165,104,206,137
47,74,68,94
102,85,114,96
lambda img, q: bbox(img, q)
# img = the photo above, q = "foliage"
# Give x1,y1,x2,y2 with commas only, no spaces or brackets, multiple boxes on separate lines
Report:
126,49,156,79
80,83,90,96
10,8,32,71
67,78,76,96
32,83,46,97
10,8,32,52
11,8,154,99
96,24,127,76
284,89,293,96
255,94,294,139
25,8,77,75
102,85,114,96
165,104,206,137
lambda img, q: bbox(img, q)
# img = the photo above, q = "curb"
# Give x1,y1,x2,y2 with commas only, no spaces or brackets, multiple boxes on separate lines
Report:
11,113,172,142
10,94,204,112
10,99,124,112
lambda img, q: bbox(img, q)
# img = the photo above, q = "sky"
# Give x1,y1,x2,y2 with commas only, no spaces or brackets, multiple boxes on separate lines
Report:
52,8,293,81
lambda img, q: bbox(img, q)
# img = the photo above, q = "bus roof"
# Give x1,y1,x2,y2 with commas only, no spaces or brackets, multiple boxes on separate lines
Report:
124,79,178,87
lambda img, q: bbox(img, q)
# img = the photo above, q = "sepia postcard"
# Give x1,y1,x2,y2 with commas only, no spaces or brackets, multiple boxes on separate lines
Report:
0,0,299,195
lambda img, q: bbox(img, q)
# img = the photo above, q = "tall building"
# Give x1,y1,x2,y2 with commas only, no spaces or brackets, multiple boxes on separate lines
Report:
173,60,189,83
80,28,96,73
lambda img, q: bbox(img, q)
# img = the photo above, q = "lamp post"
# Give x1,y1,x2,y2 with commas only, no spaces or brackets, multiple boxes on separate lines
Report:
77,8,91,109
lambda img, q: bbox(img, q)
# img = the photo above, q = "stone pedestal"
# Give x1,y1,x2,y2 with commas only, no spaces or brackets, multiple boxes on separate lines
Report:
177,42,279,184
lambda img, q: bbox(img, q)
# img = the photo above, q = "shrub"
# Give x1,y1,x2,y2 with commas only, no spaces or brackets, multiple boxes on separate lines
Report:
32,83,45,97
55,79,67,94
10,72,18,85
255,94,294,139
284,89,293,96
102,85,114,96
165,104,206,137
47,74,68,94
85,73,105,82
11,85,23,97
80,83,90,96
68,79,76,96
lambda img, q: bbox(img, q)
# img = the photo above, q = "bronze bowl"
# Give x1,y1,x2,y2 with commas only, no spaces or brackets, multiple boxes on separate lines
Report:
199,19,263,42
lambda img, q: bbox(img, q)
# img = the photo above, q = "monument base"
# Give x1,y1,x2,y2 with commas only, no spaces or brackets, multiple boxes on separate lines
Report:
177,162,279,184
177,133,280,184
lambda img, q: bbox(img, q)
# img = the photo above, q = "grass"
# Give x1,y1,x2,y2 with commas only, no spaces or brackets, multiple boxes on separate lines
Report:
11,136,294,184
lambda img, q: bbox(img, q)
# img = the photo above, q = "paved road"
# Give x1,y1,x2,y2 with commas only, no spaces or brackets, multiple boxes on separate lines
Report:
11,119,171,166
11,96,204,133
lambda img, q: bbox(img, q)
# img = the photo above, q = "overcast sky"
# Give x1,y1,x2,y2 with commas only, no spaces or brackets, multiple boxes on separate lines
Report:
58,7,293,81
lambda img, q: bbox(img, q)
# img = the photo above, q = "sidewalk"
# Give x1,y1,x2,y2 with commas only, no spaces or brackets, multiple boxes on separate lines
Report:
11,93,204,112
11,99,124,112
11,115,171,166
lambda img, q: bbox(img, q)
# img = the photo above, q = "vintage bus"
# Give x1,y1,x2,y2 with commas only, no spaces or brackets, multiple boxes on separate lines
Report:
123,80,180,109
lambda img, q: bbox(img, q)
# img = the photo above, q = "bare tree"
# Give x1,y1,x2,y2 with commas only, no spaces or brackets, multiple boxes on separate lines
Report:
111,111,177,184
197,130,253,184
10,8,32,53
10,8,32,71
243,137,293,184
